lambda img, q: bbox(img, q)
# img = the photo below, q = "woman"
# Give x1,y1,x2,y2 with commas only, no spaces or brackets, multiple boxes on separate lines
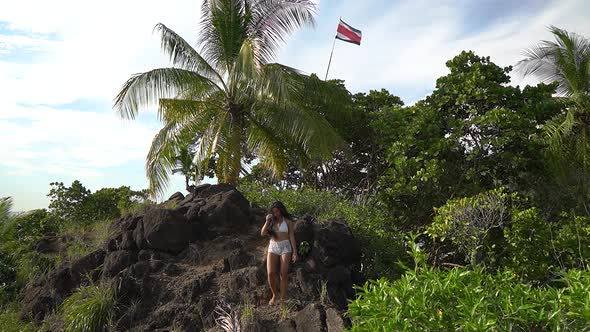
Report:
260,201,298,305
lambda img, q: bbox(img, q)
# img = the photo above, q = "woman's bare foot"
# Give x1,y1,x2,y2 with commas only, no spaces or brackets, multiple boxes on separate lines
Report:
269,296,277,305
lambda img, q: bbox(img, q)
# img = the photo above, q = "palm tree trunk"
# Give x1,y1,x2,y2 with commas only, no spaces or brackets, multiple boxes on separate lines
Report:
226,107,243,185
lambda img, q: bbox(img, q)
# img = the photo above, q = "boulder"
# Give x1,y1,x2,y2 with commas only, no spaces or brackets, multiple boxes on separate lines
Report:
33,234,67,254
198,189,252,235
313,220,361,267
294,303,327,332
140,209,192,254
103,250,138,278
168,191,185,202
326,307,346,332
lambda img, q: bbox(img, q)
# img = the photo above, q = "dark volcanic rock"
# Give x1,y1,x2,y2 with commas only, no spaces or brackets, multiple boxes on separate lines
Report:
294,216,315,249
168,191,184,202
141,208,192,254
103,250,138,278
313,220,361,267
198,188,252,235
294,303,327,332
33,233,70,254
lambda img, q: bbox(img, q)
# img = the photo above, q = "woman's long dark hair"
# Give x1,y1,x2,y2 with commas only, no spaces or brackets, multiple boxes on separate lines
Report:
269,201,293,220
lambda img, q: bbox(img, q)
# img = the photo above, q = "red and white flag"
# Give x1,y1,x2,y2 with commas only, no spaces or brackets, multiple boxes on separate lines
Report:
336,19,362,45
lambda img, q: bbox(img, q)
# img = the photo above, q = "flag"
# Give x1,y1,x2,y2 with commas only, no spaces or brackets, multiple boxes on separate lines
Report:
336,19,362,45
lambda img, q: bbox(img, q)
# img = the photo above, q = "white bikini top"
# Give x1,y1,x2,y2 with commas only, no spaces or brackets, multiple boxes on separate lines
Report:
275,218,288,233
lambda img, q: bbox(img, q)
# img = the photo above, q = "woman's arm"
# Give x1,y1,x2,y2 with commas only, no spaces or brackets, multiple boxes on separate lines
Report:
289,219,298,262
261,214,272,236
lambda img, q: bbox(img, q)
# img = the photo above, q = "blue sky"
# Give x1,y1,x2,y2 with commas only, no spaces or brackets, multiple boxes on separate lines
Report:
1,0,589,212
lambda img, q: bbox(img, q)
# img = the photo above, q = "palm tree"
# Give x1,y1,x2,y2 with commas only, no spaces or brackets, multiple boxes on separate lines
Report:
171,145,197,192
115,0,341,197
518,26,590,214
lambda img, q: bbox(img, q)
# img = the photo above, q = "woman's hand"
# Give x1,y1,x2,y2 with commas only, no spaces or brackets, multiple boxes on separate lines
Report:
292,252,298,263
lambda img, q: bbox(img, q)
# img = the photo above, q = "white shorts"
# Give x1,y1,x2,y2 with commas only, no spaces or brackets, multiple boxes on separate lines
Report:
268,239,292,255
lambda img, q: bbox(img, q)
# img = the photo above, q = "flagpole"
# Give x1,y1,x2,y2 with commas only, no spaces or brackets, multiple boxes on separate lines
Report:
325,17,341,81
324,36,337,81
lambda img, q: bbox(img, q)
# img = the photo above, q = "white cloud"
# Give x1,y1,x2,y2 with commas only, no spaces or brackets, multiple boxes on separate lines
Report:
0,104,158,178
279,0,590,100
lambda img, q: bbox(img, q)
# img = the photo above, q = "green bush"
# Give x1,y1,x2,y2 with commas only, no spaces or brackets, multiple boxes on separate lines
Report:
426,188,516,266
238,181,341,217
62,284,116,332
347,240,590,331
0,306,36,332
504,207,555,282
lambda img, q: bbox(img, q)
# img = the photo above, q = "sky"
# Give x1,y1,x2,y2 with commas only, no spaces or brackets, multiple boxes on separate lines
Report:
1,0,589,212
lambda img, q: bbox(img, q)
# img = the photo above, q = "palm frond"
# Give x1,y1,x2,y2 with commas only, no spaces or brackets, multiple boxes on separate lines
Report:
198,0,248,73
226,39,260,103
154,23,227,92
249,0,316,64
246,117,289,179
0,197,14,223
146,106,216,198
257,63,305,105
252,98,344,162
114,68,217,119
158,98,222,123
517,26,590,97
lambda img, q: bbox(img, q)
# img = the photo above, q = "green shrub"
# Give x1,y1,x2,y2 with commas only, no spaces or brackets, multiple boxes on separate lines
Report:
347,242,590,331
504,207,555,281
0,306,36,332
238,181,341,217
427,188,516,266
554,213,590,269
62,284,116,332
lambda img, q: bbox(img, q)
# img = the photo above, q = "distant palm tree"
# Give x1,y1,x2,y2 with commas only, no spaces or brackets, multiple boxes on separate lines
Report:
171,145,197,192
518,26,590,214
115,0,341,197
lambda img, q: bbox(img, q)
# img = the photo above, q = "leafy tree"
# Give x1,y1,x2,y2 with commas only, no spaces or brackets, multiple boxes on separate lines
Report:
375,51,561,228
48,181,147,226
48,181,94,225
114,0,342,197
518,26,590,216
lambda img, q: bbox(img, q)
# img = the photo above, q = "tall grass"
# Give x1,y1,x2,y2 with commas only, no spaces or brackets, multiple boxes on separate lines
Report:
0,305,36,332
62,284,116,332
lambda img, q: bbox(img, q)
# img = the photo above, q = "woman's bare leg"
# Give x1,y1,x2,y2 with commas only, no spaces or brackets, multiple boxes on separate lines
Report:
267,251,280,305
279,253,292,303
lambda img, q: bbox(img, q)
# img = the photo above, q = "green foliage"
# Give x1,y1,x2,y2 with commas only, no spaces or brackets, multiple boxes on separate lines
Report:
238,181,341,217
62,284,116,332
48,181,147,227
0,197,13,224
0,306,36,332
347,239,590,331
48,181,94,225
427,188,516,266
298,241,310,257
504,207,555,281
375,51,561,228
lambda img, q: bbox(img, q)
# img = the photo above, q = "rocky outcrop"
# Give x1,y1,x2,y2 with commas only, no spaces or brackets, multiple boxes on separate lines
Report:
18,184,362,331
